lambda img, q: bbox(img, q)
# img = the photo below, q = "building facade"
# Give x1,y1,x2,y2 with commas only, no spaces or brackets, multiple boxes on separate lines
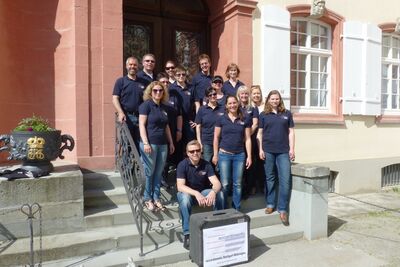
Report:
1,0,399,193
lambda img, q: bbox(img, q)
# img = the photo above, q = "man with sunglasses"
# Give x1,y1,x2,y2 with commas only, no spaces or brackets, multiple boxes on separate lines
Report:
137,53,157,87
176,140,224,250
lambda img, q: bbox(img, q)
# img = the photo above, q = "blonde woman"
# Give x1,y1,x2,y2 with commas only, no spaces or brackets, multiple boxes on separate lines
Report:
139,81,175,211
250,85,265,114
222,63,244,96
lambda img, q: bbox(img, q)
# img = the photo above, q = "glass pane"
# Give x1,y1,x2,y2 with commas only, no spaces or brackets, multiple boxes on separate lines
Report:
290,88,297,105
394,37,400,48
311,73,319,89
311,23,319,35
291,32,297,46
175,30,201,78
298,72,306,88
311,36,319,48
382,47,389,58
291,53,297,69
392,80,398,94
392,96,398,109
311,56,319,72
320,25,328,37
320,57,328,72
320,74,328,89
290,71,297,86
393,48,400,60
123,24,151,65
381,79,388,93
382,64,388,78
393,65,398,79
320,37,328,49
298,54,306,70
298,21,306,33
298,33,307,47
382,94,388,108
298,89,306,106
320,90,327,107
290,21,297,32
382,36,390,46
310,90,319,106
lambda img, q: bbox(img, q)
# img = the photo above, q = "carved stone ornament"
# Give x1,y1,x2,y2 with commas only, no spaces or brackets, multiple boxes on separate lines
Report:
395,17,400,33
309,0,326,19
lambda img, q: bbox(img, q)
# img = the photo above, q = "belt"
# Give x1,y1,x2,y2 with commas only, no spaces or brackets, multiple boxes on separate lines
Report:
219,148,235,155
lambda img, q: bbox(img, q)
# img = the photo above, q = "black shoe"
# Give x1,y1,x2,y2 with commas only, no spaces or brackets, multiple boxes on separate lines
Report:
183,234,190,250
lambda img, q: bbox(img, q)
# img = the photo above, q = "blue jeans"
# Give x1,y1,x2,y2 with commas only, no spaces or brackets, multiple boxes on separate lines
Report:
218,151,245,210
177,189,224,235
202,144,213,162
263,152,292,213
140,142,168,202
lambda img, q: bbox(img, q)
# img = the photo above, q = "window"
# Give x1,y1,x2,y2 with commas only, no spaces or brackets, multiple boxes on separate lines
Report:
290,19,332,113
381,34,400,113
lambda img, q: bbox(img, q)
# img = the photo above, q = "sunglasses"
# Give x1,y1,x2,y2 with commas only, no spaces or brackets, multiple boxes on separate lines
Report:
152,89,164,93
160,81,169,84
188,149,201,154
208,93,217,97
213,81,222,84
144,59,155,63
165,66,175,70
176,73,186,77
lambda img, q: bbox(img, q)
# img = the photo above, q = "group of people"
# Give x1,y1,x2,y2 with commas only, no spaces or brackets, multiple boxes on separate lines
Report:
112,53,295,250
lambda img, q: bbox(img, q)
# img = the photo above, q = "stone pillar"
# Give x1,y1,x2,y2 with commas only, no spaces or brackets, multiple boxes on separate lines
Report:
289,164,330,240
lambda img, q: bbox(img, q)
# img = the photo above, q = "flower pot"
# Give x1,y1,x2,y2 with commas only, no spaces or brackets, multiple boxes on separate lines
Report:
0,130,74,173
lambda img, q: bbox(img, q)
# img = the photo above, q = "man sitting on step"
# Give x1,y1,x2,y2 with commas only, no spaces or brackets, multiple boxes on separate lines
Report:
176,140,224,250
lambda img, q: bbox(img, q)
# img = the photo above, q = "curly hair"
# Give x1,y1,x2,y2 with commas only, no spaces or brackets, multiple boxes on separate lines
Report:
264,90,286,114
143,81,169,103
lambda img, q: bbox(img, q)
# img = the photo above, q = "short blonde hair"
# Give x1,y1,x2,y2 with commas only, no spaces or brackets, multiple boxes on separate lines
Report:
143,81,169,103
225,63,240,78
236,85,251,109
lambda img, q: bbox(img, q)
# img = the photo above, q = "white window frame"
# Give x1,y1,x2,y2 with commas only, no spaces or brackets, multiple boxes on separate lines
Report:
381,34,400,115
290,18,332,114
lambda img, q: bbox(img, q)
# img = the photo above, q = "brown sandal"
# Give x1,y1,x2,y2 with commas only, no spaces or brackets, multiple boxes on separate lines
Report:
154,200,166,211
145,200,155,211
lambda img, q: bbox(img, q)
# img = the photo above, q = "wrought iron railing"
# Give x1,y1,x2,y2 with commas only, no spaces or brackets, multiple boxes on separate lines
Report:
382,163,400,188
114,116,146,256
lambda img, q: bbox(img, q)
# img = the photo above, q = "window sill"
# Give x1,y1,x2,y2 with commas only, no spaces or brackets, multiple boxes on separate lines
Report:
293,112,345,125
375,115,400,124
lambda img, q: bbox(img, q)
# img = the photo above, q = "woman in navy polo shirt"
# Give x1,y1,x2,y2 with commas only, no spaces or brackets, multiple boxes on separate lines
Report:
222,63,244,96
195,87,225,163
236,85,259,198
139,81,175,211
257,90,295,226
212,95,252,210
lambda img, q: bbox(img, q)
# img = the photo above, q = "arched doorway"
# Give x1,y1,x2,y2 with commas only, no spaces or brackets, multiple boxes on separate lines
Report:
123,0,209,78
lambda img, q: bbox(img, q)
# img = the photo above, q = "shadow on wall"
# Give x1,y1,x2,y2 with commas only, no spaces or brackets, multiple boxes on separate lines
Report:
0,0,61,163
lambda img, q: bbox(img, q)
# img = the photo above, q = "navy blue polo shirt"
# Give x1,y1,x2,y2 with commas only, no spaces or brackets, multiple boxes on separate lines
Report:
240,106,259,121
216,94,227,106
137,70,155,88
176,158,214,192
192,72,212,104
258,110,294,153
222,80,244,96
112,76,146,114
165,89,182,137
139,99,169,145
195,104,225,146
215,114,251,153
169,82,195,121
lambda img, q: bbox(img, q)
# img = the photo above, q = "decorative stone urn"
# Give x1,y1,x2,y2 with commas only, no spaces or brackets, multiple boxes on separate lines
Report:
0,130,74,173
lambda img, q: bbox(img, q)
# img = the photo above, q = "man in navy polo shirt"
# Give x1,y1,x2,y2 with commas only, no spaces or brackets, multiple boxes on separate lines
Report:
176,140,224,250
192,54,212,113
112,56,146,150
137,53,156,87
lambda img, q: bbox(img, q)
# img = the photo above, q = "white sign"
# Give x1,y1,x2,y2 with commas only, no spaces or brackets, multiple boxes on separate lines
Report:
202,221,248,267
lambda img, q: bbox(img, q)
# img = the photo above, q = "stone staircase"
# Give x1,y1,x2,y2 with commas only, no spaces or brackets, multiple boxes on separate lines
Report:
0,171,304,267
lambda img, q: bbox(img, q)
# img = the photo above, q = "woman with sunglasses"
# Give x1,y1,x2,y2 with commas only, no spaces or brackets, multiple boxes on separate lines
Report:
236,85,259,198
257,90,295,226
210,75,226,106
212,95,252,210
195,87,225,163
139,81,175,211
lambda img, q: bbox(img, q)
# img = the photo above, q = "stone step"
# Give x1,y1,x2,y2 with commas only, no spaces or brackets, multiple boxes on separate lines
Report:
85,195,270,228
41,224,303,267
1,209,295,266
83,171,123,190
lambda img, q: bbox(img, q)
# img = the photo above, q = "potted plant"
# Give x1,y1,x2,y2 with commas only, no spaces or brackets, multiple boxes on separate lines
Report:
0,115,74,173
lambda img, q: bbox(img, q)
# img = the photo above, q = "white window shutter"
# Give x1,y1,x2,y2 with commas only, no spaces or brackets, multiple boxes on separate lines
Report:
261,5,291,109
342,21,381,115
